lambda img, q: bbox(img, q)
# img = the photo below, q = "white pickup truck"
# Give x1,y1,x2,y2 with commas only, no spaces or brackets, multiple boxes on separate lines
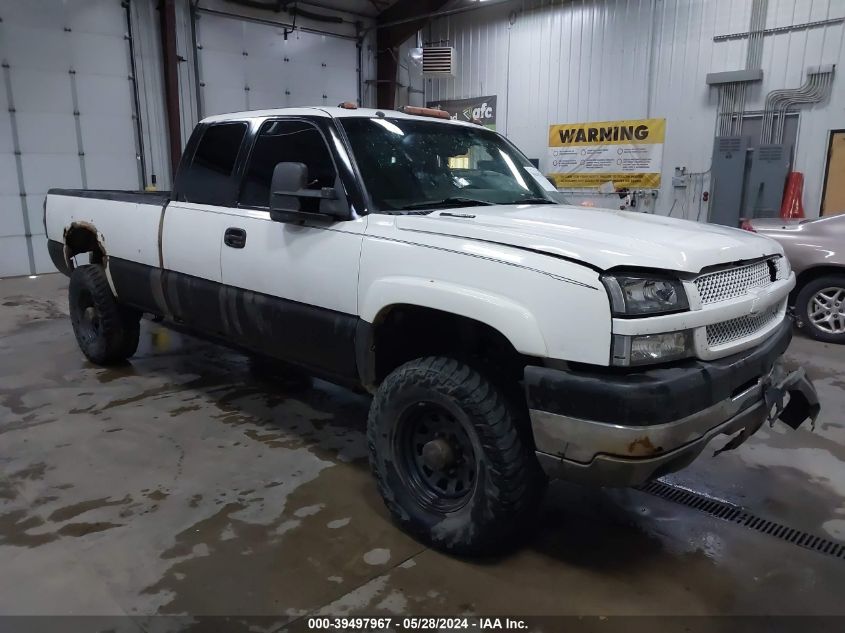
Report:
45,105,819,554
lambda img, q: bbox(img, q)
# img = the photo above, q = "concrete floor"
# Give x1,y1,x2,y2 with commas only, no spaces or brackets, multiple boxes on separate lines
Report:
1,273,844,620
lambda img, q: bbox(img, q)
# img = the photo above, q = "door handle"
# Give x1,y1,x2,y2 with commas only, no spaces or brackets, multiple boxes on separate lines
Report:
224,227,246,249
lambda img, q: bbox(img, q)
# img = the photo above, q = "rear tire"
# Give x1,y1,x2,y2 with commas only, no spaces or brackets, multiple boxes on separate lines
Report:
68,264,140,365
367,357,545,555
795,274,845,344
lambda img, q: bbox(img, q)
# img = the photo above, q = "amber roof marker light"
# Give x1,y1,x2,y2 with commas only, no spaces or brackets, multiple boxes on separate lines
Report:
399,105,451,120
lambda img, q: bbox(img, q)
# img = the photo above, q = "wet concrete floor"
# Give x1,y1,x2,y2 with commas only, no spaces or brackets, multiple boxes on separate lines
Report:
1,274,844,618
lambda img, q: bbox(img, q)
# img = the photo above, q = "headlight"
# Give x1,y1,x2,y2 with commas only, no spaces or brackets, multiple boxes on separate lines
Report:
602,273,689,316
611,330,693,366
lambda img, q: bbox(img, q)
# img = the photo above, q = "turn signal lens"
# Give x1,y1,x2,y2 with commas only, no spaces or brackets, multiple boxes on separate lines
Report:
611,330,693,366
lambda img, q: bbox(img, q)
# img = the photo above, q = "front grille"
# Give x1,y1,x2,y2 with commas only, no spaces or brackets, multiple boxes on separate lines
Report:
695,259,775,305
706,304,782,347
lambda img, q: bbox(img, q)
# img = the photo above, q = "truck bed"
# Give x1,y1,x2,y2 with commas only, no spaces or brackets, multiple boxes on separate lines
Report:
45,188,172,275
47,188,171,206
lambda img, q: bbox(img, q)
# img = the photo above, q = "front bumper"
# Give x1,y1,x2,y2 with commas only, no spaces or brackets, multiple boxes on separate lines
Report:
525,319,819,487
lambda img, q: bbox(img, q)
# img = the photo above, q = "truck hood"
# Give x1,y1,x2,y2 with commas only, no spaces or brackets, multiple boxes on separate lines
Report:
395,204,783,273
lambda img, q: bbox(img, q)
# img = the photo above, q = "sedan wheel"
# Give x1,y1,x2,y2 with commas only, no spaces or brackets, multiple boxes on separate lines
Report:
808,287,845,335
796,274,845,344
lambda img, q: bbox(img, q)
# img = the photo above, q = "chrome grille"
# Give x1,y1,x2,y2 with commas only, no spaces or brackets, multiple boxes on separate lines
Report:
706,304,782,347
695,259,775,305
774,255,789,279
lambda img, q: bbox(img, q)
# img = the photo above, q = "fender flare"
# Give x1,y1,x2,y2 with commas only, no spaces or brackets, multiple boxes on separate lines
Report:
360,276,549,357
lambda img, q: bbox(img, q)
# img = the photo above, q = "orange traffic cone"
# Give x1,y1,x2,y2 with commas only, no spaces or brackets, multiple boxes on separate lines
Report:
780,172,805,219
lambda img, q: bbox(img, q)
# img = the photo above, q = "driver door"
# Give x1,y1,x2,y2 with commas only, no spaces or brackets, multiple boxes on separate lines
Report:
219,118,365,382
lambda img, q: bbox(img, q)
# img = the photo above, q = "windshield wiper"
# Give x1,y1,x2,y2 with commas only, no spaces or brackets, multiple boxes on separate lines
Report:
399,197,496,211
506,197,557,204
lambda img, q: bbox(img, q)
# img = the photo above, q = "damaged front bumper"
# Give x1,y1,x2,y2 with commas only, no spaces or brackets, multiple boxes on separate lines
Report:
525,320,819,487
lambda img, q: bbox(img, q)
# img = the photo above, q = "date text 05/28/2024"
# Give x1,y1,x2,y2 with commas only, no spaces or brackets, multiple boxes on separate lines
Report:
307,617,529,630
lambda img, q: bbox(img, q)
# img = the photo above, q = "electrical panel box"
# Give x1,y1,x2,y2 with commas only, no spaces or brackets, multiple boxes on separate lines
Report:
705,68,764,85
744,144,791,218
710,136,749,226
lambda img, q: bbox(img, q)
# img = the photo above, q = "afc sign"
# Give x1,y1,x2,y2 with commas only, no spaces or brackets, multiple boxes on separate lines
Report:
460,101,494,122
427,95,498,130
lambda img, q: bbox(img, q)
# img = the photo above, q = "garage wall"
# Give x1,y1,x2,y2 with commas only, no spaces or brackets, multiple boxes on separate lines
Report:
409,0,845,220
0,0,375,278
193,12,359,117
0,0,143,276
148,0,372,188
172,0,372,144
129,0,171,192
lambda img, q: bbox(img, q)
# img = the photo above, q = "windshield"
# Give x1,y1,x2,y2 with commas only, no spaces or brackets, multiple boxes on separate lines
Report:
340,117,556,213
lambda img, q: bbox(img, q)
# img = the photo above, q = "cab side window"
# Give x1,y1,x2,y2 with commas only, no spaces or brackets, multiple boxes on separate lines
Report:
239,119,337,211
182,122,247,205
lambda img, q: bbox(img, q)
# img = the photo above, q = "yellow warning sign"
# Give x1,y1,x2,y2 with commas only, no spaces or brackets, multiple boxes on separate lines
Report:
546,118,665,188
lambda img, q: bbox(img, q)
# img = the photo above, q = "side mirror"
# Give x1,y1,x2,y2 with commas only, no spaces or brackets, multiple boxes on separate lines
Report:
269,162,350,223
270,162,307,212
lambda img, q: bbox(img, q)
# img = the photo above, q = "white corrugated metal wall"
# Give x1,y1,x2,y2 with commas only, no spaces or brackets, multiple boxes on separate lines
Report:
411,0,845,220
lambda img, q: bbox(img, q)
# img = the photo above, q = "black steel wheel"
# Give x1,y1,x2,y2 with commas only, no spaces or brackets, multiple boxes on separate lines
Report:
395,401,478,513
368,357,546,555
75,289,102,346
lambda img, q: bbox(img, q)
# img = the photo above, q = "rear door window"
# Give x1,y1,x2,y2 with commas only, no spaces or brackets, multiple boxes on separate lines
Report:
182,122,248,205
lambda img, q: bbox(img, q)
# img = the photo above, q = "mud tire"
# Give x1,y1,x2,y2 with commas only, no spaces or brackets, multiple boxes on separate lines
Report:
367,356,545,555
68,264,140,365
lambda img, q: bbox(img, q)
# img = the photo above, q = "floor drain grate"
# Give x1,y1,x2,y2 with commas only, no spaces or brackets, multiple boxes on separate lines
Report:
637,480,845,561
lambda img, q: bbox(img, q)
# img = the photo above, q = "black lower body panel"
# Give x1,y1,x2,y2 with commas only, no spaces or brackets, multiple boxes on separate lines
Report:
107,257,360,386
108,257,168,316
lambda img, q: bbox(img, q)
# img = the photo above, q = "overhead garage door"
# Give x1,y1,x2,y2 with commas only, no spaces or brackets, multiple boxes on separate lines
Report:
195,11,359,117
0,0,141,277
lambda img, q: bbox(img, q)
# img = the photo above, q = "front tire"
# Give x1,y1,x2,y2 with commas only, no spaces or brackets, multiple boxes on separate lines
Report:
367,357,545,555
68,264,141,365
795,274,845,344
